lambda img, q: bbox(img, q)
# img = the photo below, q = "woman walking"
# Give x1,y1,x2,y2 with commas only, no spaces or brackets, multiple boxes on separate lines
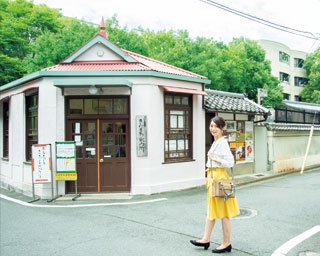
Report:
190,116,240,253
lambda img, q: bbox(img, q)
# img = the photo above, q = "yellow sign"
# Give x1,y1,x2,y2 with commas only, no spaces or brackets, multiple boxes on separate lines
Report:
55,142,77,181
54,173,77,181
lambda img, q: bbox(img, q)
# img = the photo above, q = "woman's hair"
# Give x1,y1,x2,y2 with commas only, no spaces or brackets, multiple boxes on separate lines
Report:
210,116,226,129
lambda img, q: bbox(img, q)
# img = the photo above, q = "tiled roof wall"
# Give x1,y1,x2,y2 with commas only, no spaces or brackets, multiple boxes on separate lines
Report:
265,123,320,131
204,89,269,114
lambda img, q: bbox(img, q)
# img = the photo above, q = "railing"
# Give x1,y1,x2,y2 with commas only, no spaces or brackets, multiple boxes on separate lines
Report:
274,108,320,124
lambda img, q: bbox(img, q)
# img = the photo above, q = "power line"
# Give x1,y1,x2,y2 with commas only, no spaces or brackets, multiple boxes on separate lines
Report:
200,0,320,41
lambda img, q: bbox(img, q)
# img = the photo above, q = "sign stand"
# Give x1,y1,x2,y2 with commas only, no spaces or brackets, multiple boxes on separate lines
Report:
30,144,53,203
54,141,80,200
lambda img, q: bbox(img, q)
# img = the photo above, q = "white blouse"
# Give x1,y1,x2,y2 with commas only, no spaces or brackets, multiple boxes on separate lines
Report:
206,137,235,168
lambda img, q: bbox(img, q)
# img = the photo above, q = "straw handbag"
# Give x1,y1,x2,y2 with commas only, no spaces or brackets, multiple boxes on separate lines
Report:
212,167,236,201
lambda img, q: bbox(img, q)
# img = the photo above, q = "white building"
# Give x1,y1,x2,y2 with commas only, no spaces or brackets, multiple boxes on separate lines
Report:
258,39,308,101
0,21,269,199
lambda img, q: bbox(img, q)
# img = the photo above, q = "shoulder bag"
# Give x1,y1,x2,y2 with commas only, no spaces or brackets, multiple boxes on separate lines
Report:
212,167,236,202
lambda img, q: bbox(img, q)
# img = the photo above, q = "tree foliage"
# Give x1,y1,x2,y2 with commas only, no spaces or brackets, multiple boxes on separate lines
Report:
23,18,97,73
2,0,307,107
0,0,97,83
0,0,62,84
300,48,320,104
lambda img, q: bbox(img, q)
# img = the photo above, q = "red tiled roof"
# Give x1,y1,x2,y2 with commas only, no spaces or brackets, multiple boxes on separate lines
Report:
44,50,206,79
123,49,206,79
45,61,149,72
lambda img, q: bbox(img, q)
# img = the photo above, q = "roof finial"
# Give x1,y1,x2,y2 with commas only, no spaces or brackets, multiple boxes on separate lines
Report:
97,17,108,39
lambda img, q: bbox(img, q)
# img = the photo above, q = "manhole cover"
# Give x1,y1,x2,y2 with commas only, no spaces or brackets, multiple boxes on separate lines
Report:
233,208,257,220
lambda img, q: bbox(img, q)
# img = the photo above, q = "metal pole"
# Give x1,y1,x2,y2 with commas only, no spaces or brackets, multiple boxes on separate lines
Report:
300,112,317,174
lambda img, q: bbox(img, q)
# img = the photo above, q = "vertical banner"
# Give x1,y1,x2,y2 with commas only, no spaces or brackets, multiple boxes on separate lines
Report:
32,144,52,183
245,121,254,162
136,115,148,156
55,142,77,181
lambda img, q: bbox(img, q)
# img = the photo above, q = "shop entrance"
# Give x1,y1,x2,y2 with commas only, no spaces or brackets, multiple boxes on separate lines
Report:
65,97,131,193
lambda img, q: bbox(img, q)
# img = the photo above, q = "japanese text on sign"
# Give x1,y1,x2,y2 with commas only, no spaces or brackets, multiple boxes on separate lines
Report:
55,142,77,181
136,115,148,156
32,144,52,183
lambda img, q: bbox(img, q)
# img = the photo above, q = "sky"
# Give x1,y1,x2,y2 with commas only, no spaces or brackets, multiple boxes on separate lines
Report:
32,0,320,53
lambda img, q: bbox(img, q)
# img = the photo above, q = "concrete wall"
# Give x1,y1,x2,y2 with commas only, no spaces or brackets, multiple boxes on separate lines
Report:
266,127,320,173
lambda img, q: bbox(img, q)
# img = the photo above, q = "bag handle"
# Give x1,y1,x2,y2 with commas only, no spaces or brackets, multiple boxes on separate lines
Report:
222,182,236,202
230,167,235,181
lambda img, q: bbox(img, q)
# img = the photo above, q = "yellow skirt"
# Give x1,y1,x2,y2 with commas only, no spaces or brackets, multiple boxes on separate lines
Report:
206,167,240,220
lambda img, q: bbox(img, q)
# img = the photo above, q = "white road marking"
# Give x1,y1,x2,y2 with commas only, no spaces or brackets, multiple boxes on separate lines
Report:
271,225,320,256
0,194,167,208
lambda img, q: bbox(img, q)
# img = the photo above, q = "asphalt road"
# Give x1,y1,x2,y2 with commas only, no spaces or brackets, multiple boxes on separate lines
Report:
1,169,320,256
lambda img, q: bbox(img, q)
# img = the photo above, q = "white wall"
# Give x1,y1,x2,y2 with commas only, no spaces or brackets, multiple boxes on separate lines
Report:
267,129,320,172
130,82,206,195
254,126,268,172
0,77,212,197
0,93,34,196
258,40,307,101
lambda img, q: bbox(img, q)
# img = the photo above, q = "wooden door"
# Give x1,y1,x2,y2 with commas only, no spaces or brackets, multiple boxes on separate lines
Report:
99,120,130,192
66,119,130,193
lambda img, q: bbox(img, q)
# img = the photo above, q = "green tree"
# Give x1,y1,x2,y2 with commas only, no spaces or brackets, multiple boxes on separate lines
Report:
0,0,286,109
23,18,97,73
300,48,320,104
0,0,62,85
106,15,149,56
205,38,282,107
0,54,24,84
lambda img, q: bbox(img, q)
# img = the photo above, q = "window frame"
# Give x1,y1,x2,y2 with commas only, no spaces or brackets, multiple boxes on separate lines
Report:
279,51,290,64
294,76,308,87
279,72,290,84
164,93,193,163
26,92,38,162
294,58,304,68
67,96,129,116
2,100,9,158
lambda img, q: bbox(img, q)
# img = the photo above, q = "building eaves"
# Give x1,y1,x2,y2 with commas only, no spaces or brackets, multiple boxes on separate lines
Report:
265,123,320,131
204,89,269,115
283,100,320,113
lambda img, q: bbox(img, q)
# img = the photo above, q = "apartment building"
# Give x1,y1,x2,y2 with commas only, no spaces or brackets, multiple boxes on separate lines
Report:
258,39,308,101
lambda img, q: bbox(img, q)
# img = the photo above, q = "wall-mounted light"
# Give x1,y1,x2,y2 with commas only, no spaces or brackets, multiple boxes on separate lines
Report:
89,85,98,95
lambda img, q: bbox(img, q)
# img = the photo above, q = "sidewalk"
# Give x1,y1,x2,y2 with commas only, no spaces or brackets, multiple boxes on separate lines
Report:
0,168,316,205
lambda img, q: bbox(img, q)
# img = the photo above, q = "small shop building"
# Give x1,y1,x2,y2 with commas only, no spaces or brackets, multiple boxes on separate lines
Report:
0,22,269,199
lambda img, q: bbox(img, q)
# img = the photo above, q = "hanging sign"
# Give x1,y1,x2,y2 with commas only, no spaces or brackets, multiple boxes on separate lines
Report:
136,115,148,156
32,144,52,183
55,141,77,181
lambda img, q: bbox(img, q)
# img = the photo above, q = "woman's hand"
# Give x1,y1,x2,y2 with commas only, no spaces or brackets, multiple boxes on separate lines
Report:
208,151,215,161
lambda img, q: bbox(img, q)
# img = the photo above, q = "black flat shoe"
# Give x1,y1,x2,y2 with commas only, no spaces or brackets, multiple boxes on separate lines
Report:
212,244,232,253
190,240,210,250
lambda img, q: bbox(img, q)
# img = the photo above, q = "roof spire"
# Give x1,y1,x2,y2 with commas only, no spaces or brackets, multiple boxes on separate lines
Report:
97,17,108,39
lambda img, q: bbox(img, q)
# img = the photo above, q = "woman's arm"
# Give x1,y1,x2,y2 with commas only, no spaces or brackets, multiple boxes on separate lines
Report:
210,139,234,167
